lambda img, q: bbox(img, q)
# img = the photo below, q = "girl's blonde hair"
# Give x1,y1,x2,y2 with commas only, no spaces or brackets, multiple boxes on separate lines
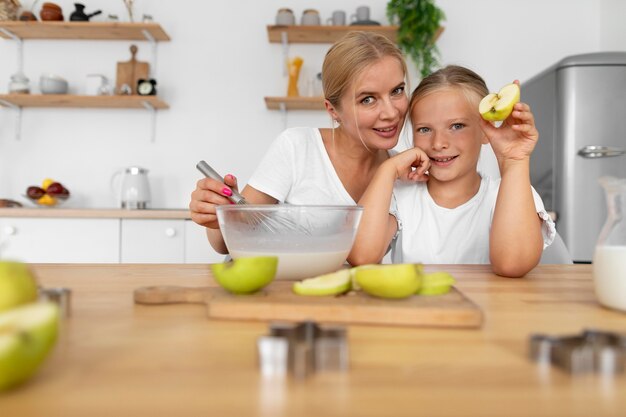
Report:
409,65,489,114
322,31,407,109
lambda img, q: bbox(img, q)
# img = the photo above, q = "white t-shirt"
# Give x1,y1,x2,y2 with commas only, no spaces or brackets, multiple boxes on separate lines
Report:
247,127,356,204
391,176,556,264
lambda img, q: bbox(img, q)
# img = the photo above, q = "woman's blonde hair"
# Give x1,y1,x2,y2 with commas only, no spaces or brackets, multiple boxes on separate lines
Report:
409,65,489,114
322,31,407,109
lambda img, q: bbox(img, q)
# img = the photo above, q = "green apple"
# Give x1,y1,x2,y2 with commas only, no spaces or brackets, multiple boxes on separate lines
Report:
211,256,278,294
0,302,60,391
293,269,351,296
418,271,456,296
0,261,39,312
479,83,520,121
355,264,423,299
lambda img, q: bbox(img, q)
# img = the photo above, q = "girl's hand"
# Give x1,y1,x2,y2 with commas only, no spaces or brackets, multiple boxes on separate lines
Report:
189,174,238,229
390,147,430,182
480,82,539,163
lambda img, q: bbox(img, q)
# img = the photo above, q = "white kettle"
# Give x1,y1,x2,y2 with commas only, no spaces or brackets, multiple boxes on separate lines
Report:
111,166,151,209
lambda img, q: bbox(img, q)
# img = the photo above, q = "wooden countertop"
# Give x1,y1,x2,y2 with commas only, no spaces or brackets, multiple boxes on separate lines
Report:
0,208,191,219
2,264,625,416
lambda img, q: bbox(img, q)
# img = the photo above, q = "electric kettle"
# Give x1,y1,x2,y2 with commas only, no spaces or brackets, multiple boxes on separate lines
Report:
111,166,151,209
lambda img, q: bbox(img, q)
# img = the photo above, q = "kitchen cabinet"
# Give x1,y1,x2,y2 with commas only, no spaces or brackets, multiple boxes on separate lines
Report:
120,219,184,263
0,22,171,140
0,217,120,263
184,220,225,264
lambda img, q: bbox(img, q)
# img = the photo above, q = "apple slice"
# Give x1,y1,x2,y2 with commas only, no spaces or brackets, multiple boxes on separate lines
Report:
417,271,456,296
0,302,60,391
293,269,351,296
0,261,39,312
211,256,278,294
354,264,423,299
479,83,520,121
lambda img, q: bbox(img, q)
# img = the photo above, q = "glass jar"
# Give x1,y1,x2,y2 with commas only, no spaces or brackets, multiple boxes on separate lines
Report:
8,72,30,94
593,176,626,312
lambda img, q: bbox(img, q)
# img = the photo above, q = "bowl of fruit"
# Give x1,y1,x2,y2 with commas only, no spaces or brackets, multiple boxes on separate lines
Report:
24,179,70,207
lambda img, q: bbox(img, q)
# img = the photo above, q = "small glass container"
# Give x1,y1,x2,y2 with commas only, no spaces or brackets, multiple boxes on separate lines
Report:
593,176,626,312
8,72,30,94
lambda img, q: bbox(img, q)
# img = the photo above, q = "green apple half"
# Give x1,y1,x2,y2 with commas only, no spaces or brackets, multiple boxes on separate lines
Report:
211,256,278,294
0,261,39,312
418,271,456,296
355,264,423,299
293,269,351,296
0,302,60,391
479,83,520,122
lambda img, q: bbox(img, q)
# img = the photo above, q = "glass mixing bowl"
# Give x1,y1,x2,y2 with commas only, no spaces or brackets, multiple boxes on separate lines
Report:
216,205,363,280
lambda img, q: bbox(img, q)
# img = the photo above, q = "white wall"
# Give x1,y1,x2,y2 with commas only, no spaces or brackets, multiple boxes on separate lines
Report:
0,0,622,209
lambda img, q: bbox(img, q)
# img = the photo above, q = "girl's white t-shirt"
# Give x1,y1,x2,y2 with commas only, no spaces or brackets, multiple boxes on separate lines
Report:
391,176,556,264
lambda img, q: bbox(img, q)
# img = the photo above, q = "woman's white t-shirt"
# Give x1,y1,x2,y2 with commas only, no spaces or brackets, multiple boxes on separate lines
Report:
391,176,556,264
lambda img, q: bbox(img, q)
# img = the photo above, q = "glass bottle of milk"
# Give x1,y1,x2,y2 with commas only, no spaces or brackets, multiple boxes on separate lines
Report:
593,176,626,312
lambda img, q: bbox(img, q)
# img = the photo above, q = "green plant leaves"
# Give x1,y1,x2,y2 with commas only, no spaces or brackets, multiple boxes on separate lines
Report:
387,0,445,78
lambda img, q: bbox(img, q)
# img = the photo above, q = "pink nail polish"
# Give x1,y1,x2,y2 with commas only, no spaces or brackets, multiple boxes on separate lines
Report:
222,187,232,197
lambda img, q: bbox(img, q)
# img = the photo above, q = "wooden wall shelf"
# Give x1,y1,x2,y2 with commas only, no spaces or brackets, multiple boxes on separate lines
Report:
267,25,398,43
264,96,325,111
0,94,169,109
0,22,170,41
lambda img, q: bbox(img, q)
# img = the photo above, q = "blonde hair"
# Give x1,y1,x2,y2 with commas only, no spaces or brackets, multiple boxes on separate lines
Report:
409,65,489,114
322,31,407,109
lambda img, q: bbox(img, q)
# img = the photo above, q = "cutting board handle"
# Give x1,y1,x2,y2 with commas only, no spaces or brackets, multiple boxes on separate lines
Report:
134,286,210,305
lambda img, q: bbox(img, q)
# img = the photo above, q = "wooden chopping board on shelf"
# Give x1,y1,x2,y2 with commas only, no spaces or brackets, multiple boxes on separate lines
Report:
134,281,483,328
115,44,149,95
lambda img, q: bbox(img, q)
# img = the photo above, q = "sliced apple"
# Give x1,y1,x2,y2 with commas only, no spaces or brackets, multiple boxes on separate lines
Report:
293,269,351,296
0,302,60,391
418,271,456,296
479,83,520,122
0,261,39,313
354,264,423,299
211,256,278,294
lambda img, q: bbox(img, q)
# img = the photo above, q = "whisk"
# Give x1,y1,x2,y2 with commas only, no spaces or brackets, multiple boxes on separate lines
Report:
196,160,308,234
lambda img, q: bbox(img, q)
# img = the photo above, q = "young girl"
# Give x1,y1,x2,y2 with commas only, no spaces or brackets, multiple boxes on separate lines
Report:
190,32,412,255
349,65,555,277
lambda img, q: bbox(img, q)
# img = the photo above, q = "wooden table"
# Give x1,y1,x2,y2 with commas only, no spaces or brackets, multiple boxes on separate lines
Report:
2,264,625,416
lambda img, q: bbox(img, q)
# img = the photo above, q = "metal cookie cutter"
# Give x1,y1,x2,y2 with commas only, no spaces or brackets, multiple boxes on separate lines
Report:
257,321,348,379
529,329,626,374
39,287,72,318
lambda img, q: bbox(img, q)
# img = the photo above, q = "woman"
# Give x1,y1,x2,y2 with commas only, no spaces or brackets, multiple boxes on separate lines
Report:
190,31,411,254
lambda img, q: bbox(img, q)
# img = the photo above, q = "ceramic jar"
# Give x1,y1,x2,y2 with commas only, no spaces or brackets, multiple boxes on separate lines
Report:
275,8,295,25
8,73,30,94
301,9,321,25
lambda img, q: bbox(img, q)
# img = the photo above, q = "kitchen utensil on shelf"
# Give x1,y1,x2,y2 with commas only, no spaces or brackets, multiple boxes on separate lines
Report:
301,9,320,25
593,176,626,312
133,281,483,328
275,8,295,25
115,45,149,95
8,72,30,94
326,10,346,26
196,160,307,235
69,3,101,21
39,2,63,21
111,166,151,209
39,74,68,94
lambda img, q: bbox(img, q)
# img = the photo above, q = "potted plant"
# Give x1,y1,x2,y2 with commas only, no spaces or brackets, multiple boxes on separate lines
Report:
387,0,445,78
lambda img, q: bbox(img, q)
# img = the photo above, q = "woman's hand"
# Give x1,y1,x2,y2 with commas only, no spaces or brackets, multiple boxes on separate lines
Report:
390,147,431,182
480,82,539,165
189,174,238,229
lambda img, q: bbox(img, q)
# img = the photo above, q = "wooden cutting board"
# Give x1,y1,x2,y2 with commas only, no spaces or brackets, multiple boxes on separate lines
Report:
115,44,149,95
134,282,483,328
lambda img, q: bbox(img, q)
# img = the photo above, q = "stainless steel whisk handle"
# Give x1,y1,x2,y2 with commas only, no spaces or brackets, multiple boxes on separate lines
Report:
196,160,246,204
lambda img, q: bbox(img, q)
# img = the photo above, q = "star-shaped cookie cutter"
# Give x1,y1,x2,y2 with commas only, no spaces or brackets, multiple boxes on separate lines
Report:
529,329,626,374
257,321,348,379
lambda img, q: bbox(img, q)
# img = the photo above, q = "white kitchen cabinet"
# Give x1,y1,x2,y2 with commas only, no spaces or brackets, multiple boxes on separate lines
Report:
0,218,120,263
184,220,225,264
120,219,185,263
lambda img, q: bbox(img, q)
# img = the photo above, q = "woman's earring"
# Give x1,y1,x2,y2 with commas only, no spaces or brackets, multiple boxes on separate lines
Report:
333,119,341,128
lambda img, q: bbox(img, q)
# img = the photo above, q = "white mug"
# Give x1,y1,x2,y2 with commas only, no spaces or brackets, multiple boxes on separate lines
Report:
326,10,346,26
350,6,370,23
301,9,321,25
